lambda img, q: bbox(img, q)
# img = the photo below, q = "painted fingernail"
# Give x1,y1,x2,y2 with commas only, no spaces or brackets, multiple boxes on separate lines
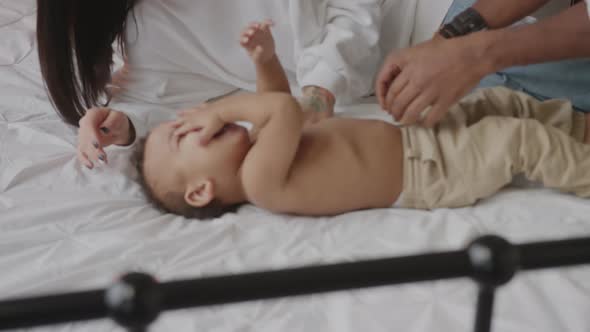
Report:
93,141,99,149
100,127,110,134
98,155,106,161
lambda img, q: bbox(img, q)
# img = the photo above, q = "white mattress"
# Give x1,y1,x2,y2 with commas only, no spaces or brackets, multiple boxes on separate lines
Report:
1,2,590,332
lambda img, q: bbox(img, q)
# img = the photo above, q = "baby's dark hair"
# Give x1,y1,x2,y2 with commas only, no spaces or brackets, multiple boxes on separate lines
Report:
133,137,240,220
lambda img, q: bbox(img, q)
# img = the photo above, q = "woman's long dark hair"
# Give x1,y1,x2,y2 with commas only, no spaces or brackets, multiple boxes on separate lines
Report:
37,0,137,126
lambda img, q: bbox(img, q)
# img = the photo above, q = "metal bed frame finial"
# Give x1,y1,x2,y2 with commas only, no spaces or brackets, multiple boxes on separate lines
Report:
105,273,162,332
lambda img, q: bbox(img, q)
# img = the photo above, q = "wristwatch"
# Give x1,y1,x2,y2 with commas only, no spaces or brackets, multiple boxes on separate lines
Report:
439,8,489,39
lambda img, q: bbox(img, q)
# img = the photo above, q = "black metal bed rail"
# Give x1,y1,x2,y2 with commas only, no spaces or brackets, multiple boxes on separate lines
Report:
0,235,589,332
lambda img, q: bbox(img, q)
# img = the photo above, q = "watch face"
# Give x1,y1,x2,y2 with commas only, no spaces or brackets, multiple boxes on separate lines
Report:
441,8,488,38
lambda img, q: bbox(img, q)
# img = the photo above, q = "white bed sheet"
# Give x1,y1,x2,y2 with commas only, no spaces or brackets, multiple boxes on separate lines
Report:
1,2,590,332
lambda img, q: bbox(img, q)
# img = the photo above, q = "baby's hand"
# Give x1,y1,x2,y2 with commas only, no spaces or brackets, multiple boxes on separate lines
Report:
173,104,226,146
240,20,276,64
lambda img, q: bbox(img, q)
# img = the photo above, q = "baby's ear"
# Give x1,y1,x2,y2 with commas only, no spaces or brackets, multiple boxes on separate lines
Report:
185,179,215,207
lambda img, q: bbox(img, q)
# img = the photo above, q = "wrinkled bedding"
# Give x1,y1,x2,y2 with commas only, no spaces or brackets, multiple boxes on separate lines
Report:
1,1,589,331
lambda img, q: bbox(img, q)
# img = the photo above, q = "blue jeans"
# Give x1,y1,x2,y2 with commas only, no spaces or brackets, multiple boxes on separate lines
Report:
444,0,590,112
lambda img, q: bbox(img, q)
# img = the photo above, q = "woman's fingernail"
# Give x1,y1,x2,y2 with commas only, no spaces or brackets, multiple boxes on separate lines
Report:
98,155,106,161
93,141,99,149
100,127,110,134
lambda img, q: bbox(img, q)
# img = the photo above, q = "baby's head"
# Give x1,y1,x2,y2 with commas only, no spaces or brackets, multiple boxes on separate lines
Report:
135,121,252,219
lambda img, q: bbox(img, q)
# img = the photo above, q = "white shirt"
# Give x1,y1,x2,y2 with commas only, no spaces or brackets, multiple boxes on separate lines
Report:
113,0,418,137
121,0,393,102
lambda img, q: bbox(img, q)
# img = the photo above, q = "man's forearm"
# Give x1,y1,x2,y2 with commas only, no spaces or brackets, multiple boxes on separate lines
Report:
479,2,590,71
255,55,291,94
471,0,550,28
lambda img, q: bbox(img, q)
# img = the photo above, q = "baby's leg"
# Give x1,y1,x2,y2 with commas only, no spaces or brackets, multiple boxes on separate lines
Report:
400,87,590,209
443,87,586,143
442,116,590,207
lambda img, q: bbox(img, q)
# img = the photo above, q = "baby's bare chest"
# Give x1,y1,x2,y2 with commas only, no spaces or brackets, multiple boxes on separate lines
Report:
281,119,405,214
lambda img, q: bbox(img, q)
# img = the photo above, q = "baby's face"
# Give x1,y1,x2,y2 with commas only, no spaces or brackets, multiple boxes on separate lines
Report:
144,121,251,197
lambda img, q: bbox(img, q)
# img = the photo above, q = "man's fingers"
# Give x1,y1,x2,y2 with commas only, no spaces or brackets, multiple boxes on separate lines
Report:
376,63,401,109
389,84,420,122
400,93,436,126
376,73,393,109
384,73,409,117
423,102,449,128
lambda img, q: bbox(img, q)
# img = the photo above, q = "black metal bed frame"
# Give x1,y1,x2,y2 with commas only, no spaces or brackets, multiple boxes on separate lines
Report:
0,235,589,332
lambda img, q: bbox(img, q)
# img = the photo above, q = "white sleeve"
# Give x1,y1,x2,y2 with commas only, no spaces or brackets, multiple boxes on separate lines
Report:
291,0,384,105
586,0,590,19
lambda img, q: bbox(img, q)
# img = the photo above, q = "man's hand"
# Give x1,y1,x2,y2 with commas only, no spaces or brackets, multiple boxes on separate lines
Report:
376,35,492,127
77,108,133,169
173,104,226,145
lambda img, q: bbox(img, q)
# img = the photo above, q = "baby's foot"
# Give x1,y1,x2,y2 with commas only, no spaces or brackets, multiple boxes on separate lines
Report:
585,113,590,144
240,20,276,64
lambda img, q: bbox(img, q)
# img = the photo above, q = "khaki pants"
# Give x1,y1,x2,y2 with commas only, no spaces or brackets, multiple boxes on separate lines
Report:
400,87,589,209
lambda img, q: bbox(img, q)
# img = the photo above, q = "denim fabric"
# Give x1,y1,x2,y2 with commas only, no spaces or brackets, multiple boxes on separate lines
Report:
443,0,590,112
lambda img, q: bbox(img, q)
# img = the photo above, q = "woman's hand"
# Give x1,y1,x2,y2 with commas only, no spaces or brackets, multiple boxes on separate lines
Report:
77,108,134,169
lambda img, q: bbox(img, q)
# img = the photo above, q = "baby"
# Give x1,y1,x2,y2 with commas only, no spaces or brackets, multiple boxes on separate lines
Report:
136,20,590,219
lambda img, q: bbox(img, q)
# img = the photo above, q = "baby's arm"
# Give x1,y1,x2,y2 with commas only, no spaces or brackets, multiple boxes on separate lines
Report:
240,20,291,94
174,93,303,208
